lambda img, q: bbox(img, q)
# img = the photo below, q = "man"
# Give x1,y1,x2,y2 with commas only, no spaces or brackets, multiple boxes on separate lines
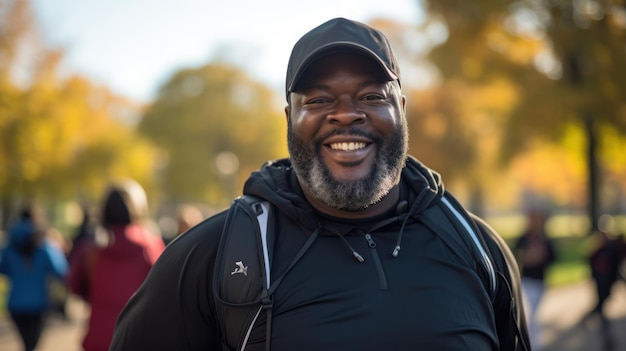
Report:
110,18,530,351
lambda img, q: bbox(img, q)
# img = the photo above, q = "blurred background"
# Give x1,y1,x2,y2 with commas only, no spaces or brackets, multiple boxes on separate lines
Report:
1,0,626,349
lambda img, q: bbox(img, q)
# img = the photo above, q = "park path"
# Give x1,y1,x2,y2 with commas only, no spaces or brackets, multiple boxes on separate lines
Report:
541,281,626,351
0,281,625,351
0,296,88,351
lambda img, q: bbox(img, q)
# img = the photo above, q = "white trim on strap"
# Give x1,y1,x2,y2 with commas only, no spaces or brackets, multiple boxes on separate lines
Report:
441,197,496,295
257,201,271,289
241,305,263,351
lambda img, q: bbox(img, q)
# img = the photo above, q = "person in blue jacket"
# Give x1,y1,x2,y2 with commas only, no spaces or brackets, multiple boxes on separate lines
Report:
0,204,69,351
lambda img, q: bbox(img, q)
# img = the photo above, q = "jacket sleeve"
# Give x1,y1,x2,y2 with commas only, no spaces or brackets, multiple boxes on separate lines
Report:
44,241,69,280
109,213,227,351
68,242,94,300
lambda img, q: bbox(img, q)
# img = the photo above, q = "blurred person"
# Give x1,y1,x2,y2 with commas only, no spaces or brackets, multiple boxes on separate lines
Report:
68,179,165,351
45,227,72,321
67,206,98,299
580,227,622,350
514,210,556,350
161,204,205,245
69,206,98,261
0,204,69,351
176,204,204,235
110,18,529,350
618,233,626,282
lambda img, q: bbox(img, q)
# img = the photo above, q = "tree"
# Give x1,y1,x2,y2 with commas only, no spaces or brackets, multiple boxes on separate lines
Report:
0,0,160,228
369,16,521,214
139,63,287,208
421,0,626,228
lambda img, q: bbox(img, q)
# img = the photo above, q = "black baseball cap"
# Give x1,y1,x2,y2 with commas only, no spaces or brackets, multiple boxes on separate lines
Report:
285,17,401,100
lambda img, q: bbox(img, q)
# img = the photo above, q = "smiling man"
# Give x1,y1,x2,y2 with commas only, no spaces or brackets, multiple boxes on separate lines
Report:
110,18,530,351
287,51,407,216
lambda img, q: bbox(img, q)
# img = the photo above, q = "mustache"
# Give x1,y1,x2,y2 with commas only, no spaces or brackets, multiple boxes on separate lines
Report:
314,128,381,145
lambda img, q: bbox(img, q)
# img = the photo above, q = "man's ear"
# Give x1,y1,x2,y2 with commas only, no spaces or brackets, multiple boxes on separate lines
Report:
284,105,291,123
402,95,407,115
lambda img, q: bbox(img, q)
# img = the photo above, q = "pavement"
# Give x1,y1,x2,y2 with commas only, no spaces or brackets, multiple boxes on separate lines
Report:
0,296,88,351
540,281,626,351
0,281,625,351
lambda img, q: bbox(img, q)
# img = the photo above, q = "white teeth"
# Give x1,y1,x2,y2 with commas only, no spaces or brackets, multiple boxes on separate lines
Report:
330,142,366,151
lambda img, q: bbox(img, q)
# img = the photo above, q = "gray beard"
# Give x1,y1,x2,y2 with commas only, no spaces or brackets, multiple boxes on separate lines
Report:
288,123,408,211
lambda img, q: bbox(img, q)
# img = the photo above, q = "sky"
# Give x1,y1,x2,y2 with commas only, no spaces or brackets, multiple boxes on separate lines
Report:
31,0,424,103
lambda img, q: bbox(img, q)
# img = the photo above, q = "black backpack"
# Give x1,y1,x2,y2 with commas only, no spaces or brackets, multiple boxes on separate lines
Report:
213,194,531,351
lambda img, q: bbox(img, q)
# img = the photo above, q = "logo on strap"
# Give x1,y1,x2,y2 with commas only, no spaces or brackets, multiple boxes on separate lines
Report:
230,261,248,276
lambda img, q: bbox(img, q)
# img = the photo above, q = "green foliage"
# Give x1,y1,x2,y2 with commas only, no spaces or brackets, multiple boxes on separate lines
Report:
0,74,158,203
139,63,287,207
0,0,160,227
390,1,626,215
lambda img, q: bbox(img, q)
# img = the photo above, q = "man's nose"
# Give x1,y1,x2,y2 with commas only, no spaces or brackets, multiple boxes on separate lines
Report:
327,97,365,125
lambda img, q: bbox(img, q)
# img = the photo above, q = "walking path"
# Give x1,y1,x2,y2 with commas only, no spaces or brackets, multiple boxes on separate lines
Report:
0,296,88,351
541,281,626,351
0,281,625,351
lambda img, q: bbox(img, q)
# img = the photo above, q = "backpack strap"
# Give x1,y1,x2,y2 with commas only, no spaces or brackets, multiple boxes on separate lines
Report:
419,193,530,351
214,195,321,351
418,193,497,298
213,195,272,351
475,215,531,351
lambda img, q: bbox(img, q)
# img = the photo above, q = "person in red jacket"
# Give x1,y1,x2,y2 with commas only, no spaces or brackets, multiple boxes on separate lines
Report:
68,179,164,351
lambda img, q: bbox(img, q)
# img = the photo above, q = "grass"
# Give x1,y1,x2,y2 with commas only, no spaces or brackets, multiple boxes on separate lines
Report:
548,261,589,287
545,236,593,287
503,235,593,288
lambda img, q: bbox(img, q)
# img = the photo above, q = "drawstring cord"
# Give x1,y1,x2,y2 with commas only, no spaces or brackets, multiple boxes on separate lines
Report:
323,199,415,260
324,226,365,262
391,187,436,258
391,214,411,257
341,234,365,262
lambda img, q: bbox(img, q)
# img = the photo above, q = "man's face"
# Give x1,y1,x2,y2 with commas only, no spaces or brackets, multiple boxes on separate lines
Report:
286,52,408,211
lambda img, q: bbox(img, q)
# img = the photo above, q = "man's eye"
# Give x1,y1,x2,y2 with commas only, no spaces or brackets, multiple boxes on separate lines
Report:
306,98,330,104
362,94,384,101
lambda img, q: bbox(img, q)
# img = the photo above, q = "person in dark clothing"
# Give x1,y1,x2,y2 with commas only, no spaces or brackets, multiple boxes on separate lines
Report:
580,229,622,350
68,206,98,264
109,18,529,351
514,210,556,350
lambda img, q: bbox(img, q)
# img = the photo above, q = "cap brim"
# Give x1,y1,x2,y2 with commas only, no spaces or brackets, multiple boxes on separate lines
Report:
287,41,399,94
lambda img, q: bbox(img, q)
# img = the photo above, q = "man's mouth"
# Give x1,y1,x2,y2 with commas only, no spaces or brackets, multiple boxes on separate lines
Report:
328,142,367,151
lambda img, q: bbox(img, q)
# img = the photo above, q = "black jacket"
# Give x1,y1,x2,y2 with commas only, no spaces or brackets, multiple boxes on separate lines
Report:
110,157,528,351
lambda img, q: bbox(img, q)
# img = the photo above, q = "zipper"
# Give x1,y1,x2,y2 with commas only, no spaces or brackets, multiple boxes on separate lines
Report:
365,233,388,290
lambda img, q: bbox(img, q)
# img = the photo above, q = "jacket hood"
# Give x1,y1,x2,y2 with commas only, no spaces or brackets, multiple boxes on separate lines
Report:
242,156,445,228
399,156,445,217
8,219,37,247
243,159,319,231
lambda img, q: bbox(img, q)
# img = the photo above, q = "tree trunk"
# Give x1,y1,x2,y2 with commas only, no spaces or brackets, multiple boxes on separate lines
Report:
583,114,600,233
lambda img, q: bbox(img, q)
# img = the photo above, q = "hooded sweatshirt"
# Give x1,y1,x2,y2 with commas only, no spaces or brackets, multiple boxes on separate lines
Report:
110,157,501,351
0,219,68,313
